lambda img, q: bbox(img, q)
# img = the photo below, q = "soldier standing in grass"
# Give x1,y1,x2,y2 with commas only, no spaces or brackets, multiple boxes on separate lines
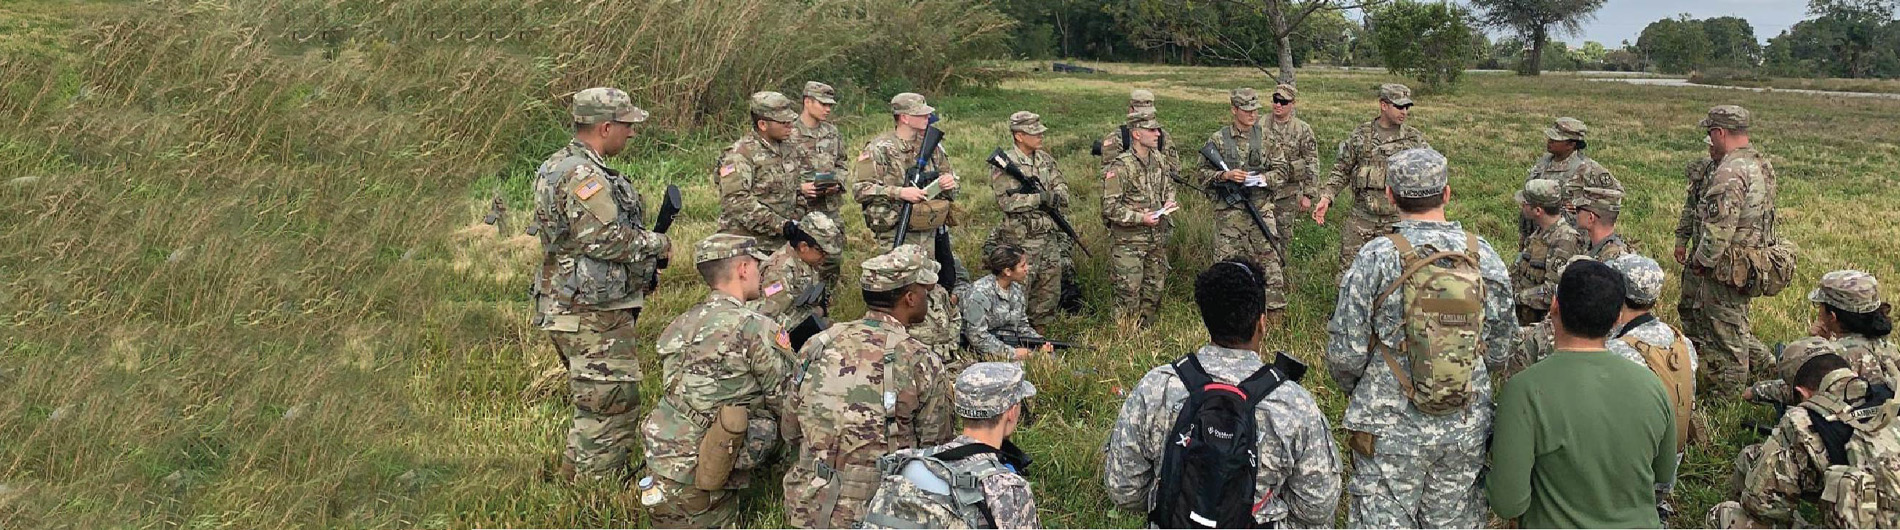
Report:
1098,89,1163,164
1575,187,1630,260
1313,84,1429,273
853,93,959,256
529,87,672,482
787,81,849,288
1512,179,1583,324
985,111,1073,328
1199,87,1289,327
1265,83,1320,266
1675,105,1782,397
715,91,803,251
1520,117,1620,247
1101,110,1178,326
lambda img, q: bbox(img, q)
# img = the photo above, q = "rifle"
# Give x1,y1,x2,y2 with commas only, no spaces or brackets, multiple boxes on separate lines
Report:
993,331,1080,351
648,184,684,286
1746,342,1792,437
987,148,1091,258
791,281,829,311
1199,144,1279,244
892,125,946,249
934,226,958,293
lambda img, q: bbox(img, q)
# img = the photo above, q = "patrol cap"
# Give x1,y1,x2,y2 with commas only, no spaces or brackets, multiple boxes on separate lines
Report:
748,91,798,123
1545,117,1587,142
1272,83,1297,102
890,92,935,116
1515,179,1562,208
1575,186,1624,215
1778,336,1843,385
1129,89,1156,110
694,233,771,265
1008,111,1048,135
955,362,1037,419
1699,105,1750,130
1386,147,1448,198
1809,270,1883,314
803,81,837,105
572,87,649,125
860,244,939,291
1230,87,1262,111
794,211,844,255
1379,83,1414,106
1607,254,1665,305
1126,109,1163,130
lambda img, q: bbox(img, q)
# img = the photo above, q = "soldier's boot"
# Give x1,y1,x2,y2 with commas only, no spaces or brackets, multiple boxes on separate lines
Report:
1263,309,1287,330
1706,501,1770,529
557,459,577,483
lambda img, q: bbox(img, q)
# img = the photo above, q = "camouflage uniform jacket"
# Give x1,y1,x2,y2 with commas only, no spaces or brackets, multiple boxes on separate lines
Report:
1680,147,1777,269
1586,232,1632,261
959,275,1040,361
786,310,956,486
1737,368,1898,527
1525,151,1620,208
1752,334,1899,406
641,291,794,487
1104,345,1342,527
751,243,823,331
909,435,1041,529
1513,219,1583,310
717,130,802,249
912,285,963,362
1101,149,1178,233
1199,123,1282,212
1326,220,1516,439
852,130,956,236
1318,119,1428,203
531,140,669,324
788,118,848,218
1507,319,1658,380
990,146,1072,238
1266,116,1320,201
1607,316,1698,371
1673,157,1716,250
1100,127,1169,165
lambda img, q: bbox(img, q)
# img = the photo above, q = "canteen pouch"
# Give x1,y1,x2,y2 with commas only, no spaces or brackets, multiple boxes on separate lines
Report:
693,404,750,490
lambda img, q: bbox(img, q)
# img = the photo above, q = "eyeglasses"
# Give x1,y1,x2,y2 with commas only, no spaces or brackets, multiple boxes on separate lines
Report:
1271,98,1292,105
1392,103,1414,110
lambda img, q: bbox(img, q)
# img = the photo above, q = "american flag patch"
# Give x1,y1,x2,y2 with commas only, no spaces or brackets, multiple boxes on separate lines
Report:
858,150,871,161
765,282,784,297
777,330,792,349
719,164,736,177
575,177,604,200
1104,170,1116,179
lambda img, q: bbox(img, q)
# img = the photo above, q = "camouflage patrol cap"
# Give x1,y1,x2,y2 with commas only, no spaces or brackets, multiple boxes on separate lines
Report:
572,87,649,125
795,211,844,255
1272,83,1297,101
1008,111,1048,135
748,91,798,123
1230,88,1262,111
1126,109,1163,130
1515,179,1563,208
803,81,837,105
890,92,935,116
1778,336,1844,385
694,233,771,265
1379,83,1414,106
1698,105,1750,130
860,244,939,291
1809,270,1883,314
1129,89,1156,110
1544,117,1587,142
1386,147,1448,198
1575,186,1624,215
955,362,1037,419
1607,254,1665,305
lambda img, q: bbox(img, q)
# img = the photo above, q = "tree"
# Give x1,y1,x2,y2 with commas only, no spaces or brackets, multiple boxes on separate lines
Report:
1112,0,1390,83
1805,0,1897,77
1372,0,1479,89
1470,0,1608,75
1700,16,1761,68
1638,15,1712,73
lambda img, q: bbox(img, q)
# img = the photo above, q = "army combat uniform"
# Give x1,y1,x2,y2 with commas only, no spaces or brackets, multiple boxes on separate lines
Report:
715,91,803,250
751,212,844,332
1264,83,1320,260
958,274,1041,367
1097,89,1161,165
530,88,671,481
854,93,956,255
787,81,849,287
1512,179,1583,324
1520,117,1621,247
863,362,1042,529
1677,105,1778,396
1748,270,1900,405
1101,110,1178,325
1577,187,1632,260
987,112,1074,327
1318,84,1429,272
1199,88,1288,314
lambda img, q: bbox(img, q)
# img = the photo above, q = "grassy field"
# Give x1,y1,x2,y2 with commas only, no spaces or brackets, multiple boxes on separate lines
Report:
1693,74,1900,95
8,3,1900,528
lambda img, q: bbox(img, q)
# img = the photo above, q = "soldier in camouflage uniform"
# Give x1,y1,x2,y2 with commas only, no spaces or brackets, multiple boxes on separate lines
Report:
985,111,1074,328
1605,254,1700,518
1519,117,1621,247
715,91,803,250
1199,87,1289,323
1746,270,1899,406
787,81,849,288
781,246,957,528
853,93,959,255
1265,83,1320,262
1708,339,1900,529
637,234,790,527
1326,148,1515,528
864,362,1042,529
530,87,673,481
1314,84,1430,272
1097,89,1162,164
912,269,966,368
1105,259,1341,527
752,211,843,332
1676,105,1778,397
1101,110,1179,326
1575,186,1631,260
960,245,1052,367
1513,179,1584,324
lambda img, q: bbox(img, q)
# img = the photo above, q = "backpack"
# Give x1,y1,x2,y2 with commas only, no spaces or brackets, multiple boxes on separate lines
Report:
1800,383,1900,528
1372,232,1487,416
860,442,1012,529
1616,315,1696,452
1150,352,1304,529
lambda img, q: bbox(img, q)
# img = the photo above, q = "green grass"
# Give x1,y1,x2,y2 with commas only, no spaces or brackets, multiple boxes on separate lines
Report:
1691,72,1900,95
8,3,1900,528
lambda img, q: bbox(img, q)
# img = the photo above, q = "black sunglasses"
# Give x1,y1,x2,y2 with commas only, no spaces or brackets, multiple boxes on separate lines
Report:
1392,103,1414,110
1272,97,1293,105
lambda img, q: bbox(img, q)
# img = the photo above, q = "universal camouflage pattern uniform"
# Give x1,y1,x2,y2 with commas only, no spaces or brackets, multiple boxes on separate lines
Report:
1512,179,1583,323
787,81,849,287
715,91,803,250
530,87,671,480
639,234,790,527
865,362,1041,529
1265,84,1321,259
1749,270,1900,405
959,274,1042,366
782,247,957,528
1325,147,1516,528
1319,84,1430,271
1520,117,1621,247
1101,110,1178,325
751,211,844,332
1506,255,1697,379
1677,105,1778,396
1199,87,1288,313
1097,89,1160,164
987,111,1074,327
1103,345,1342,527
854,93,956,254
1577,186,1632,260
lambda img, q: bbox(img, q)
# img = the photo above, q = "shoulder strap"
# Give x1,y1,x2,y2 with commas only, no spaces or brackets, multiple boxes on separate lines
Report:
1236,353,1305,406
1173,354,1214,397
1370,233,1481,403
934,442,1002,463
1615,314,1658,340
1220,126,1240,165
1802,401,1855,466
1249,123,1265,167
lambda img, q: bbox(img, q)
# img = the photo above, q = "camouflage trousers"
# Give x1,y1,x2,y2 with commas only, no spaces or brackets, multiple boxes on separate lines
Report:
987,228,1073,327
1706,501,1772,529
646,474,737,528
1679,271,1768,397
1346,431,1490,529
1108,225,1172,325
1214,208,1288,311
817,211,845,290
1272,193,1305,269
783,456,883,529
546,308,644,481
1338,190,1400,273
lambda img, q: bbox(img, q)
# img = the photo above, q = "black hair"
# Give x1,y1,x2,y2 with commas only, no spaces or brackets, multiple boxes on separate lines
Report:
1195,259,1267,348
984,244,1026,276
784,221,822,253
1555,260,1626,340
1826,302,1893,339
1572,139,1588,151
862,287,905,310
1794,353,1851,391
1394,192,1445,214
1626,299,1656,312
1537,204,1562,216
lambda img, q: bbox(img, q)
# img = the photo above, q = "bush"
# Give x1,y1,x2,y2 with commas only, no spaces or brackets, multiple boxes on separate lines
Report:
1371,0,1479,90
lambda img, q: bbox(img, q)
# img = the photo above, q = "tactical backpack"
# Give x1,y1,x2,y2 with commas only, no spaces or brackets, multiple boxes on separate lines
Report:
1150,352,1303,529
1615,315,1696,452
860,443,1012,529
1800,383,1900,528
1372,233,1487,416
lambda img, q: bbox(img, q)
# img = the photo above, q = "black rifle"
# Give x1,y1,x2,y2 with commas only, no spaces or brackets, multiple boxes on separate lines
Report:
791,280,829,310
994,331,1080,351
648,184,684,286
987,148,1092,258
1198,144,1279,244
892,126,946,249
934,226,958,293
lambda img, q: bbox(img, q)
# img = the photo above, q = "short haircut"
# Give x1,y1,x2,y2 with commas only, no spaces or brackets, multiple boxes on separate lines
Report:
1626,299,1656,312
1195,259,1266,347
1827,302,1894,339
695,256,743,286
862,285,909,310
960,415,1004,429
573,121,606,133
1537,204,1562,216
1794,353,1850,391
984,244,1026,276
1583,208,1619,226
1394,192,1446,214
1555,259,1626,339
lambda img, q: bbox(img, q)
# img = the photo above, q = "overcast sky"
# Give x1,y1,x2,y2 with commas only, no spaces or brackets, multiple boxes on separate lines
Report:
1349,0,1816,47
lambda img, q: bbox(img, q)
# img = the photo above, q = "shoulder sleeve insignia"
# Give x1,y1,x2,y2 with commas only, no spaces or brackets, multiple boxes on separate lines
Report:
719,164,736,177
858,150,872,162
1104,170,1116,180
765,282,784,297
574,176,604,200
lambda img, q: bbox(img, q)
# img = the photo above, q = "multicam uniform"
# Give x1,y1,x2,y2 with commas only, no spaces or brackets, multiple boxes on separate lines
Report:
1677,138,1778,395
1319,120,1429,271
787,82,849,286
986,113,1073,327
1200,88,1287,313
1101,117,1178,325
715,92,803,250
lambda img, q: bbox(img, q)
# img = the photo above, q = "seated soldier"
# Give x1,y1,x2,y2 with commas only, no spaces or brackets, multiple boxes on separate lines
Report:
960,244,1053,365
1748,270,1900,406
860,362,1041,529
752,211,842,332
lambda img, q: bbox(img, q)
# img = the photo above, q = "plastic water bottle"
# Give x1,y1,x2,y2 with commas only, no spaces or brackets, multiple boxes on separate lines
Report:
637,475,662,507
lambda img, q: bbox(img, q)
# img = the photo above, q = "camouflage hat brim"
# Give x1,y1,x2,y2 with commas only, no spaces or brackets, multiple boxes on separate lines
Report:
1012,123,1048,135
760,108,798,123
808,94,837,105
1236,102,1263,111
817,235,844,256
1385,96,1414,106
897,104,934,116
1543,127,1570,141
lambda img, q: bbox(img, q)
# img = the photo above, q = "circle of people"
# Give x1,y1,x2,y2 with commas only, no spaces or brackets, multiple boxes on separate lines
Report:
527,82,1899,529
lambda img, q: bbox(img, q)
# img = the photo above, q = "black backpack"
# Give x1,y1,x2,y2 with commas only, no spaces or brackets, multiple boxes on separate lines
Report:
1150,352,1305,529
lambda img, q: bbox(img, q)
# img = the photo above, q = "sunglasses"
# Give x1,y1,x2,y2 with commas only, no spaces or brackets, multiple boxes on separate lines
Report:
1272,98,1292,105
1392,103,1414,110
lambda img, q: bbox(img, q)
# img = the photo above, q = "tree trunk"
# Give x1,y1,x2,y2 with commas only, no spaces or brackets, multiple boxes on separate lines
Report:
1277,35,1296,83
1270,0,1295,84
1527,29,1546,76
